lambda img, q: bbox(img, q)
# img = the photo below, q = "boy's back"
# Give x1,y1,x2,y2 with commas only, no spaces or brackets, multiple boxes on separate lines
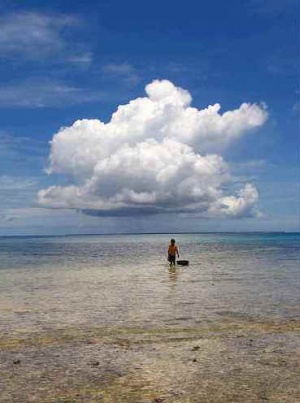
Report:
168,239,179,265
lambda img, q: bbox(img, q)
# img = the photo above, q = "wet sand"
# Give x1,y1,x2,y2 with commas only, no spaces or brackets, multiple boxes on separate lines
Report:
1,317,299,402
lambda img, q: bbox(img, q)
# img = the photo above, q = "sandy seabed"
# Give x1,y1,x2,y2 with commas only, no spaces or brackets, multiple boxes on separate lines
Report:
1,317,299,403
1,233,299,402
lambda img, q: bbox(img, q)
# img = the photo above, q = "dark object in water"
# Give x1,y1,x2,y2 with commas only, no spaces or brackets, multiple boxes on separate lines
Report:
177,260,189,266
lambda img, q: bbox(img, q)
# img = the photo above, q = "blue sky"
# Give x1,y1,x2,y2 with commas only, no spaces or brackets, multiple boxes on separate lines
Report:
0,0,298,235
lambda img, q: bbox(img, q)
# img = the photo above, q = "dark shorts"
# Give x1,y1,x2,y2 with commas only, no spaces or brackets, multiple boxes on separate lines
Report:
168,254,176,263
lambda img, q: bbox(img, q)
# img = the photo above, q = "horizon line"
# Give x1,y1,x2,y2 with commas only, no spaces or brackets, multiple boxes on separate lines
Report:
0,231,299,238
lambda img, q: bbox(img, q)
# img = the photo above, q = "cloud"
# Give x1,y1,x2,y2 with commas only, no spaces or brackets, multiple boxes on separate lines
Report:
38,79,267,218
292,102,300,115
0,175,36,190
208,184,259,218
0,80,108,108
102,63,140,84
103,63,135,75
0,11,91,64
0,175,39,210
66,53,93,66
0,133,47,177
0,207,69,224
0,12,73,55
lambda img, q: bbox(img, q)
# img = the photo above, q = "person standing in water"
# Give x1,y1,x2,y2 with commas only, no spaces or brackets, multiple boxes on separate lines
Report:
168,238,179,266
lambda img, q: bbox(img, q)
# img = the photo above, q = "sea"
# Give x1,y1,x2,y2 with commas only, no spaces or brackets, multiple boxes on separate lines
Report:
0,233,299,334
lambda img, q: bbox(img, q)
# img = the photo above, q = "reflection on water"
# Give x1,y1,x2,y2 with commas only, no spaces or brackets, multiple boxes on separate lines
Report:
0,233,299,334
168,266,179,283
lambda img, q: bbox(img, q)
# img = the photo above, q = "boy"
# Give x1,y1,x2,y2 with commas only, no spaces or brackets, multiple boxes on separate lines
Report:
168,238,179,266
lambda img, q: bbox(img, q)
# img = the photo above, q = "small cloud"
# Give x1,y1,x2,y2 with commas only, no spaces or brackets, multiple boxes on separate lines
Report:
0,12,75,56
0,175,40,210
0,175,37,190
292,102,300,115
0,79,108,108
0,133,48,173
265,54,297,77
102,63,140,84
66,52,93,66
103,63,134,75
230,159,268,175
0,11,92,65
0,207,59,223
165,62,210,82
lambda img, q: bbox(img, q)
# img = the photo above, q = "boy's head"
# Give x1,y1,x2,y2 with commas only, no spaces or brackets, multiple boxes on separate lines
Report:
171,238,175,245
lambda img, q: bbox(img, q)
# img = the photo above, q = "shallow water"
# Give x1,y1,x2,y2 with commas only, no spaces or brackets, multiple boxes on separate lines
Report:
0,233,299,334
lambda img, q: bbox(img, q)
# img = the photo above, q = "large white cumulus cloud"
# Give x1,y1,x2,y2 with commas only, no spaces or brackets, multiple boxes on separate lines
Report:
38,80,267,217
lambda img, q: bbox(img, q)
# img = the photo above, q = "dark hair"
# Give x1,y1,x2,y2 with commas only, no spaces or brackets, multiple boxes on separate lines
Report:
171,238,175,243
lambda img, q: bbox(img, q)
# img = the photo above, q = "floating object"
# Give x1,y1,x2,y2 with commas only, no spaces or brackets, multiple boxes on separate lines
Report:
177,260,189,266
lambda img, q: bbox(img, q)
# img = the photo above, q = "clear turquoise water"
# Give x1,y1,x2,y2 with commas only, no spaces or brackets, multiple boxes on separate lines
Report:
0,233,299,333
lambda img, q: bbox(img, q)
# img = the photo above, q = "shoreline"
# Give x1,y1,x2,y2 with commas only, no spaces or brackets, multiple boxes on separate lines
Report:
1,317,299,402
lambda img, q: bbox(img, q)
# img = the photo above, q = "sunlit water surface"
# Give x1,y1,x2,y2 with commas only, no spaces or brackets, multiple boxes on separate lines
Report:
0,233,299,334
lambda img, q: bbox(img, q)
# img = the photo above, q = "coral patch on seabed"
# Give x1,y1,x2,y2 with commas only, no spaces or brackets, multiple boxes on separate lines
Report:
0,319,299,402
